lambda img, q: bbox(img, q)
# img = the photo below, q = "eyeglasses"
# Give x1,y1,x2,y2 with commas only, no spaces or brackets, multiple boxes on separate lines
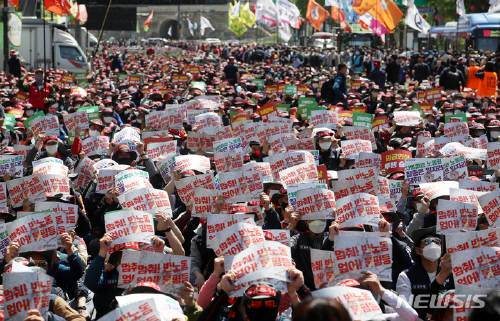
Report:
246,299,278,309
422,237,441,246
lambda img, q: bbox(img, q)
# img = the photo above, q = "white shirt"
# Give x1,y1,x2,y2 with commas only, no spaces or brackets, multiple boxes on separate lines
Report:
396,270,436,303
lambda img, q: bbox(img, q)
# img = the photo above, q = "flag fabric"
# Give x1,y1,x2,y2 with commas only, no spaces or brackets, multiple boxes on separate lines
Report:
279,20,292,42
144,11,154,32
44,0,72,16
200,16,215,36
187,18,196,36
306,0,330,31
76,5,88,24
329,0,346,23
168,26,173,37
456,0,466,16
229,1,248,36
8,0,19,9
405,0,430,34
256,0,279,28
278,0,301,29
240,2,257,28
352,0,403,32
490,0,500,12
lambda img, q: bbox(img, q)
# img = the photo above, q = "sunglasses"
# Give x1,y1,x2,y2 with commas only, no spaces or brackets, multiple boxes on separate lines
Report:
246,299,278,309
422,237,441,246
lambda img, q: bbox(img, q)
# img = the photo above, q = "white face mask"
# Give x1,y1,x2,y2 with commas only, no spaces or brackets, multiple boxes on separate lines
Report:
490,131,500,140
416,202,429,214
103,116,114,123
45,144,58,155
422,242,442,262
319,141,332,150
89,129,100,137
308,220,326,234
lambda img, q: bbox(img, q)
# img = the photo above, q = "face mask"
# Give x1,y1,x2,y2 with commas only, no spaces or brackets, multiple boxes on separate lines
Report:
103,116,114,123
416,202,429,214
45,145,58,155
319,141,332,150
89,129,100,137
245,305,279,321
422,243,442,262
116,157,134,166
308,220,326,234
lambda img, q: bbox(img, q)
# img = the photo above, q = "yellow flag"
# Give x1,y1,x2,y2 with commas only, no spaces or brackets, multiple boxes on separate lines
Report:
240,2,256,28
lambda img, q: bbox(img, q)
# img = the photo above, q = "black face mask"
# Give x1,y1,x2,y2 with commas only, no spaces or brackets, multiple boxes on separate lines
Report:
245,306,279,321
116,157,134,166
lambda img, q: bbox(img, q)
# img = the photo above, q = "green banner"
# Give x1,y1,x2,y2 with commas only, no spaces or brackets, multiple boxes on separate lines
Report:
284,85,297,96
3,114,16,130
445,113,467,123
23,111,44,128
352,112,374,129
78,105,100,120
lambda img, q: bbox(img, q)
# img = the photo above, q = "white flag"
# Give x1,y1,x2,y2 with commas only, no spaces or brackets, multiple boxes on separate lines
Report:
279,20,292,42
187,18,195,36
231,1,241,17
405,0,431,34
200,16,215,36
168,26,173,37
456,0,466,16
256,0,279,28
489,0,500,12
278,0,301,29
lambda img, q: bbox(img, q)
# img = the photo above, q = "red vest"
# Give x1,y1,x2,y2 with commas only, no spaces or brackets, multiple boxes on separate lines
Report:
28,83,51,110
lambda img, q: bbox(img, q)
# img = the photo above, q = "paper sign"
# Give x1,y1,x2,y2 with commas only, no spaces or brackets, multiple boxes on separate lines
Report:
3,271,53,321
0,155,23,177
450,246,500,289
176,172,217,204
294,187,336,220
333,177,378,200
34,202,78,235
380,150,412,175
146,141,177,161
478,191,499,227
214,151,244,173
63,111,89,134
0,183,8,213
312,286,383,321
269,150,316,180
310,248,335,289
446,228,500,254
174,155,211,173
335,193,380,228
194,112,222,129
419,181,459,201
355,152,381,169
104,210,154,252
388,180,403,201
38,174,71,197
32,158,67,176
404,158,444,184
118,250,191,294
459,179,499,192
192,188,220,218
81,136,110,157
310,110,338,129
342,126,376,148
393,111,421,126
206,214,254,249
444,122,469,141
145,109,184,130
113,293,184,321
99,299,161,321
487,142,500,170
436,199,478,234
6,175,45,208
95,165,129,194
115,169,152,194
333,231,392,281
213,222,265,257
441,155,468,181
226,241,293,297
440,142,487,160
279,163,318,188
118,188,172,217
450,188,485,214
30,115,59,136
341,139,372,159
263,230,290,246
0,220,9,259
6,211,59,252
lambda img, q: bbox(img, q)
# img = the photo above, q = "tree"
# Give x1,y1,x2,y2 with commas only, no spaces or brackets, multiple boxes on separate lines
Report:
428,0,489,24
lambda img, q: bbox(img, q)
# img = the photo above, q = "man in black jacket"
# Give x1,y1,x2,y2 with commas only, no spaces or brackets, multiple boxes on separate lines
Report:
439,60,465,91
412,55,431,83
7,50,22,78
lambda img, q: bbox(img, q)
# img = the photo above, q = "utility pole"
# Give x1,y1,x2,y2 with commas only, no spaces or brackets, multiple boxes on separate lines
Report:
177,0,181,40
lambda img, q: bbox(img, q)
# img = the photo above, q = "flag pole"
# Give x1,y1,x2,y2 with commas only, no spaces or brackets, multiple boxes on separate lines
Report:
276,1,279,44
455,14,459,53
92,0,113,70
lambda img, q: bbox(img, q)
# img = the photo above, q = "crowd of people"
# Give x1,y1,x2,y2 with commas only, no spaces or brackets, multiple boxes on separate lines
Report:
0,41,498,321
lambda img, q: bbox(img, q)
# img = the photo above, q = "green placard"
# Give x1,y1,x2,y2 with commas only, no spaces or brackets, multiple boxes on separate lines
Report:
78,105,100,120
445,113,467,123
3,114,16,130
23,110,44,128
252,79,265,91
352,112,374,129
298,97,316,108
191,81,206,91
284,85,297,96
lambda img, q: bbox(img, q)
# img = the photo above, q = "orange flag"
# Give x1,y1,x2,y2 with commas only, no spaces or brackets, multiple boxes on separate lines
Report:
45,0,73,16
352,0,403,32
306,0,330,31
